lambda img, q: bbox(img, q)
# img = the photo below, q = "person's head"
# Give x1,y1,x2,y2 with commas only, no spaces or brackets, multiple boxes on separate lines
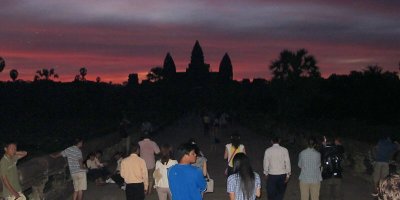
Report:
3,141,17,157
308,136,317,148
230,132,241,148
88,152,96,160
188,138,202,157
130,143,140,155
271,136,280,144
175,143,197,164
232,153,255,199
95,150,103,158
334,137,342,145
160,144,173,164
74,137,84,148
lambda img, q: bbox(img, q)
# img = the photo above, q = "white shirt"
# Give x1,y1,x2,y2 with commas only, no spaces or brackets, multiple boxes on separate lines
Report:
263,144,291,176
154,159,178,188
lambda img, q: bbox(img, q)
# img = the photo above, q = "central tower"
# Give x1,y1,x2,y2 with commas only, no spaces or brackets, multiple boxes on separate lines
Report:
187,40,210,75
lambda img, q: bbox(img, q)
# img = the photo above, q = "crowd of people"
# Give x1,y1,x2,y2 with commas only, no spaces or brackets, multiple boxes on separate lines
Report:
1,121,399,200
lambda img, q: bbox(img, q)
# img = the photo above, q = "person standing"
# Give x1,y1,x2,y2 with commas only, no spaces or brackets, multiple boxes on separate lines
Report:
372,135,399,194
224,133,246,176
320,136,345,200
52,137,87,200
168,143,207,200
298,137,322,200
227,153,261,200
121,143,148,200
154,144,177,200
263,136,291,200
139,135,160,194
0,141,28,200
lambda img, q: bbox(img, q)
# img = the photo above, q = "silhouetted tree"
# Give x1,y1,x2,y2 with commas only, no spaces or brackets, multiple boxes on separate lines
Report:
34,68,59,81
270,49,320,81
146,67,164,82
0,57,5,72
80,67,87,81
96,76,101,83
9,69,18,81
218,53,233,80
163,53,176,80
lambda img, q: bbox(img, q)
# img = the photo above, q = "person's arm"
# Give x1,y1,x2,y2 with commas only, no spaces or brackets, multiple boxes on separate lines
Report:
50,151,63,158
224,147,228,160
255,173,261,198
1,176,20,198
16,151,27,159
298,152,302,169
142,161,149,194
284,149,291,183
79,158,85,170
153,142,160,155
228,192,235,200
263,150,269,176
202,160,208,177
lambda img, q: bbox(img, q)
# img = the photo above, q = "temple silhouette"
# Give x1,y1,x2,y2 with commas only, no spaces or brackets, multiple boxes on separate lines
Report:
162,40,233,84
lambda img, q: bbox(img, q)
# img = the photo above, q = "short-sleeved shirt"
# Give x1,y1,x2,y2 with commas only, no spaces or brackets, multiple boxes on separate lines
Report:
61,146,85,174
227,172,261,200
168,164,206,200
0,155,22,197
139,139,160,169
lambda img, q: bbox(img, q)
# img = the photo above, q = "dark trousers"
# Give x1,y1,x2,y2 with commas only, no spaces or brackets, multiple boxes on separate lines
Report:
126,183,145,200
111,173,124,187
266,174,287,200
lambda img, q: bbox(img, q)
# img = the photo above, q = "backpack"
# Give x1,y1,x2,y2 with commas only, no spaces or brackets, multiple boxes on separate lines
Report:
321,145,343,179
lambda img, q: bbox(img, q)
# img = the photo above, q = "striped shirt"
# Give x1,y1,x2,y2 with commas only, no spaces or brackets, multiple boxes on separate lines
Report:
227,172,261,200
61,146,85,174
298,148,322,183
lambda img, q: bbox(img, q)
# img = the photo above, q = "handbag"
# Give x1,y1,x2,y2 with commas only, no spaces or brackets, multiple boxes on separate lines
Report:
205,173,214,193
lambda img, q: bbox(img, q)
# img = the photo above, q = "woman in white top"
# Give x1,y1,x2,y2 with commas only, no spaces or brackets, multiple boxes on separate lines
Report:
154,144,178,200
224,133,246,177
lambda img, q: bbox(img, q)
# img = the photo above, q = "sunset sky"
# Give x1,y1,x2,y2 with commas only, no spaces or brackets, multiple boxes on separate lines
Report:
1,0,399,83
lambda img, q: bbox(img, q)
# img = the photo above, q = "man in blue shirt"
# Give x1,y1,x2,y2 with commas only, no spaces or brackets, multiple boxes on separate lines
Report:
168,143,206,200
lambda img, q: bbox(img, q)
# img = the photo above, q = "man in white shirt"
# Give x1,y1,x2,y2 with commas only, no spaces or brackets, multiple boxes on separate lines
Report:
263,137,291,200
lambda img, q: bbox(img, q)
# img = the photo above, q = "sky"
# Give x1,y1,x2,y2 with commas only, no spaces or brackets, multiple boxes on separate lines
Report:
1,0,399,83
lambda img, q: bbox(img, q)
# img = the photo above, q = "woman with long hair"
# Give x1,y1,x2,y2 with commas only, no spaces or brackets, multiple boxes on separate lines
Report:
154,144,177,200
224,133,246,176
227,153,261,200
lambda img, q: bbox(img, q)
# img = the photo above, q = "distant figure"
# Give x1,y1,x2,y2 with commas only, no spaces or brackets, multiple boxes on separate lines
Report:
168,143,207,200
141,121,154,135
86,152,106,185
154,144,178,200
263,136,291,200
202,114,211,136
377,164,400,200
210,117,220,151
0,141,28,200
121,143,148,200
52,138,87,200
373,135,399,194
298,137,322,200
227,153,261,200
224,133,246,176
119,114,131,138
320,136,345,200
139,135,160,194
219,112,229,128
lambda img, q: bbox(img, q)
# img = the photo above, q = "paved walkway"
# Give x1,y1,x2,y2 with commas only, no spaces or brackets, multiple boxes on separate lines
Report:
83,113,374,200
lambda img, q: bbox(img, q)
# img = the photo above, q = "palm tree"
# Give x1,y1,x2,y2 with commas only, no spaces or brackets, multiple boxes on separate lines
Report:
0,57,5,72
80,67,87,81
9,69,18,81
34,68,59,81
269,49,321,81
